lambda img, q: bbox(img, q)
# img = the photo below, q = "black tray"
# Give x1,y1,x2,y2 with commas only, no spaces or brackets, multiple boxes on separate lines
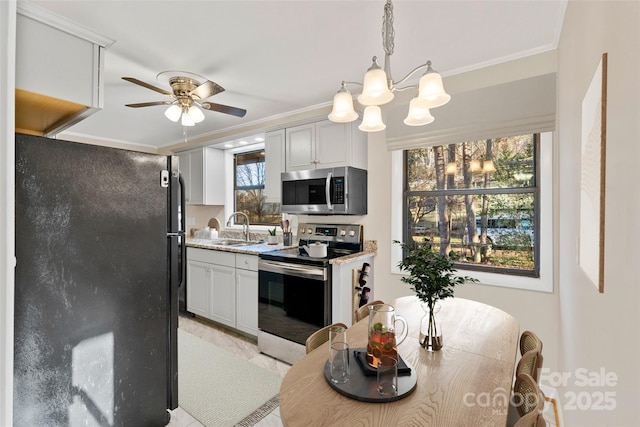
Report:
323,348,417,403
353,349,412,377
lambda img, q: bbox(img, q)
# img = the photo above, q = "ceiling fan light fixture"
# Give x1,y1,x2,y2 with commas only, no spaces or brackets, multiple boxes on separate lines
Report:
180,110,195,127
187,105,205,124
123,72,246,126
164,104,182,122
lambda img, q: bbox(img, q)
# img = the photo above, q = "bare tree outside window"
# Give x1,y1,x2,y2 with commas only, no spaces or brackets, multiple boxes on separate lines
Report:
234,150,281,226
404,134,539,276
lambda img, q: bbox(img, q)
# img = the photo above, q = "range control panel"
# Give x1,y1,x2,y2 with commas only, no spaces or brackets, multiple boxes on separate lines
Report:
298,223,363,245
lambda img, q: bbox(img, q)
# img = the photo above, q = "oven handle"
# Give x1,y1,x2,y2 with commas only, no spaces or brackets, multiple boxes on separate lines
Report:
259,259,328,281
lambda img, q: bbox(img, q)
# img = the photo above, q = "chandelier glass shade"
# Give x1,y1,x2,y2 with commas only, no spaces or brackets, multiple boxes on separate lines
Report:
482,159,497,174
328,83,359,123
404,97,434,126
358,58,395,106
359,106,386,132
418,67,451,108
328,0,450,132
469,159,482,173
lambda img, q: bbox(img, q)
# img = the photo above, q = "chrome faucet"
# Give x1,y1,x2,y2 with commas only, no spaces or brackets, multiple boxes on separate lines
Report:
226,212,250,241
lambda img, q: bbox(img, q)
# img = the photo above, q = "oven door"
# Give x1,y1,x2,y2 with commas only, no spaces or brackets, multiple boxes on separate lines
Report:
258,259,331,345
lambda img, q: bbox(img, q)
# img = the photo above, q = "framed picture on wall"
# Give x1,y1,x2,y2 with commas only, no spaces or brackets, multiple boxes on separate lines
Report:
579,52,607,293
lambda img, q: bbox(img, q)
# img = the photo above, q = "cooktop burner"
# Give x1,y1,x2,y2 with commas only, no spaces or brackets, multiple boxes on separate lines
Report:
259,223,363,266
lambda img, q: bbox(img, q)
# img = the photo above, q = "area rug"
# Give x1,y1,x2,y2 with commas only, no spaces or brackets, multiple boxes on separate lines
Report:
178,329,282,427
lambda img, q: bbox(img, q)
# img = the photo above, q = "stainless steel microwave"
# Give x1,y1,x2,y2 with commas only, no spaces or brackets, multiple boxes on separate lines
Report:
280,166,367,215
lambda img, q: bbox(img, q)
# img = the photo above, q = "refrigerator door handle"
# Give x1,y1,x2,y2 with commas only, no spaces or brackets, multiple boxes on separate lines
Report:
178,174,187,289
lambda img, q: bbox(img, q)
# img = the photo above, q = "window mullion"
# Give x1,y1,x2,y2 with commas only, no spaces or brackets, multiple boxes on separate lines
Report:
407,186,536,198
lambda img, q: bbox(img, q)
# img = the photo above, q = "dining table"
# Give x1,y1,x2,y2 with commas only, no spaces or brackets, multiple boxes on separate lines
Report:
279,296,520,427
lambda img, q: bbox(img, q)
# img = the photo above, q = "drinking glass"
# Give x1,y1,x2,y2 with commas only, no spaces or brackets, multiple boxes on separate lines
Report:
330,341,350,384
329,325,347,349
376,355,398,396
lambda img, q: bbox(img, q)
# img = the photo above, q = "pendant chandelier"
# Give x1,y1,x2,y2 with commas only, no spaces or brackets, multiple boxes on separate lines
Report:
328,0,451,132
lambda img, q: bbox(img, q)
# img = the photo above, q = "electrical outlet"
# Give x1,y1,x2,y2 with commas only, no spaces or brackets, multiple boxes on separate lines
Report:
186,217,195,226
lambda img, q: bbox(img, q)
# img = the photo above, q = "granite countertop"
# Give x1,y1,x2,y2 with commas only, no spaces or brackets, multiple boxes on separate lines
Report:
330,240,377,265
187,238,378,262
186,238,295,255
329,249,376,265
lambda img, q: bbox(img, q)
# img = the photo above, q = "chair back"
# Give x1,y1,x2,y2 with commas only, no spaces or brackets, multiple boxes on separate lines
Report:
516,349,543,382
513,373,546,427
520,330,543,355
513,409,546,427
519,330,544,381
305,323,348,354
355,300,385,322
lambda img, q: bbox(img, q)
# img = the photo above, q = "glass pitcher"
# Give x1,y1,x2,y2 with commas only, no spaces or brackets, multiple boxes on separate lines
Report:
366,303,408,368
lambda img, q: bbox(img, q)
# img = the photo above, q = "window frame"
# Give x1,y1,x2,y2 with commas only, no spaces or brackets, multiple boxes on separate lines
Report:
390,132,554,293
402,134,540,278
224,144,280,231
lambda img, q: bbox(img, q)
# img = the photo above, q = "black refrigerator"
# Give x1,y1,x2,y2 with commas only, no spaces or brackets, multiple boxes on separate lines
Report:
14,133,184,426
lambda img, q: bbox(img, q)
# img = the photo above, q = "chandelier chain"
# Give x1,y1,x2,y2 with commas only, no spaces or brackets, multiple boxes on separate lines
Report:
382,0,395,56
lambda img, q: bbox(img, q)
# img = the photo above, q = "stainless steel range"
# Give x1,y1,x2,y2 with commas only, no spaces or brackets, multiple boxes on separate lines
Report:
257,223,363,363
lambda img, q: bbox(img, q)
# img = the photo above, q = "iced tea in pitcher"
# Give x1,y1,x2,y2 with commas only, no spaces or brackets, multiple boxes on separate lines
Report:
365,304,408,368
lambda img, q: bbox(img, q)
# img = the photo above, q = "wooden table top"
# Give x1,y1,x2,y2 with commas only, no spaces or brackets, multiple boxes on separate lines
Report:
279,296,520,427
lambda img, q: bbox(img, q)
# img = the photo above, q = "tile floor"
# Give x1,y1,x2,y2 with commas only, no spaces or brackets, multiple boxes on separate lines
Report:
167,315,289,427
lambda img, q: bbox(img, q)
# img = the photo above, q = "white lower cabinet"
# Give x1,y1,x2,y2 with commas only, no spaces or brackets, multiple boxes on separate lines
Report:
208,263,236,328
185,260,211,318
235,254,259,336
186,247,258,337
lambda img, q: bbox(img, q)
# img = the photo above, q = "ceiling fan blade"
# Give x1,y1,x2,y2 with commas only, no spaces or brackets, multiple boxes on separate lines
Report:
201,102,247,118
190,80,225,100
122,77,172,96
125,101,172,108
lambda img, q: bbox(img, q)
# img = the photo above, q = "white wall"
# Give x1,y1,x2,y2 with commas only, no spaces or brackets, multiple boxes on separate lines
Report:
557,1,640,425
361,77,561,375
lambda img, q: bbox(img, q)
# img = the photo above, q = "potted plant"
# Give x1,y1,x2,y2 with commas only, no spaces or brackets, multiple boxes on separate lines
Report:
395,240,477,350
267,227,278,244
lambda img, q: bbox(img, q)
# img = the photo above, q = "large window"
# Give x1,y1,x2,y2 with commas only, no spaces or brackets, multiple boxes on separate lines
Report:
234,150,280,226
403,134,539,277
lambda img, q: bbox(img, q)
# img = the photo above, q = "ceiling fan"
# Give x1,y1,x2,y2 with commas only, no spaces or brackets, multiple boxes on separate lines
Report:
122,71,247,126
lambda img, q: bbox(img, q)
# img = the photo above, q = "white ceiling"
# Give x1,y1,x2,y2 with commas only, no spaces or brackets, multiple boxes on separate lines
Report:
28,0,567,151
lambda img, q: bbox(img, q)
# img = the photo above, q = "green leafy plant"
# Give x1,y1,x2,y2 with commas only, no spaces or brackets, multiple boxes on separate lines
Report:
395,240,477,311
268,227,277,236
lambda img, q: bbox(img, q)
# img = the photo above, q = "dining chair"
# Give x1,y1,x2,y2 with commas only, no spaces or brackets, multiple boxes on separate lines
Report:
510,373,546,427
520,330,543,355
519,330,544,381
305,322,348,354
516,349,542,382
355,300,385,322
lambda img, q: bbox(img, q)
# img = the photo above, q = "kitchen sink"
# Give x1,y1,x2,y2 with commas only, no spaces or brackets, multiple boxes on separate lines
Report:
210,239,259,247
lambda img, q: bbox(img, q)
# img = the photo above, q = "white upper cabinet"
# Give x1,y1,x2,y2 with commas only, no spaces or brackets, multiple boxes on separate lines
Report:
285,120,367,171
264,129,285,203
177,147,225,205
15,3,113,136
